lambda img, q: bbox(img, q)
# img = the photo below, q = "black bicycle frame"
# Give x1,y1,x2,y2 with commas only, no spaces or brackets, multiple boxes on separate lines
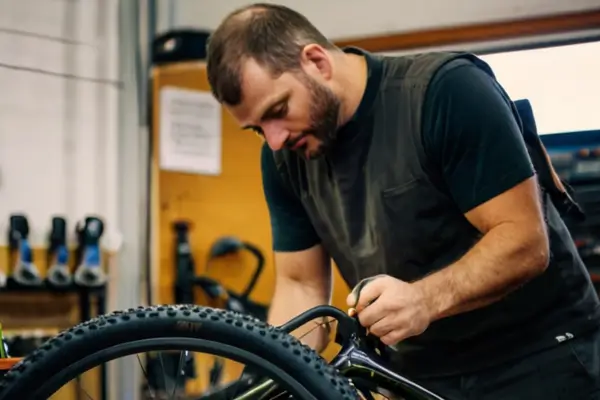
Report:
329,329,444,399
200,305,446,400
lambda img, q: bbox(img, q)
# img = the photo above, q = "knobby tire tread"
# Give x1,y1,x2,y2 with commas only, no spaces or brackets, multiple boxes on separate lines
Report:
0,304,359,399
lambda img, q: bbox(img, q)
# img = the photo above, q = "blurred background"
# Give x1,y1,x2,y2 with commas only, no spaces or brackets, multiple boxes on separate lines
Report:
0,0,599,399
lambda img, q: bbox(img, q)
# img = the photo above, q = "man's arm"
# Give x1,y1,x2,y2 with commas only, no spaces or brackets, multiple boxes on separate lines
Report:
415,176,549,321
414,61,550,322
260,144,332,350
268,245,332,350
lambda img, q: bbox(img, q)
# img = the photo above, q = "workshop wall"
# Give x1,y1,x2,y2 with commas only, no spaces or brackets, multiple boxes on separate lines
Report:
157,0,600,39
0,0,121,250
0,1,119,398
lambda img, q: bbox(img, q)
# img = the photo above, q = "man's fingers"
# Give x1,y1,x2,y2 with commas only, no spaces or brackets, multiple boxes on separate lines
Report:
380,329,408,346
366,316,394,337
346,275,388,309
346,278,372,307
354,277,387,311
356,297,387,327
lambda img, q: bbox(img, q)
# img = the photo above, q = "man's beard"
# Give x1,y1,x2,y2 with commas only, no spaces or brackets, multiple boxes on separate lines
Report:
289,74,341,160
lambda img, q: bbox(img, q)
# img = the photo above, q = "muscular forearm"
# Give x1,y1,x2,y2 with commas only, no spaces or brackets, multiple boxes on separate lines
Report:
414,223,549,322
268,276,332,351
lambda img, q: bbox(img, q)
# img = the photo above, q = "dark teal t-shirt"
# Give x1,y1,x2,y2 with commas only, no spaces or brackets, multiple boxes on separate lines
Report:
261,52,534,252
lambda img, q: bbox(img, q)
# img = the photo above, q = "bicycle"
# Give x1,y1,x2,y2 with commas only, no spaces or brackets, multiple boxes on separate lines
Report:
0,301,445,399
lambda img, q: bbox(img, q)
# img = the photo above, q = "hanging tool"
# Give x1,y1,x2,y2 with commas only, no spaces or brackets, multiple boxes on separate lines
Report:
46,216,72,288
192,236,269,391
197,236,269,321
73,216,107,287
174,220,196,305
8,214,43,287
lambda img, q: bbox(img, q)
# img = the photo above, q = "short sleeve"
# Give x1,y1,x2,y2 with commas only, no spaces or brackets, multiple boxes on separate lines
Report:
422,61,535,213
260,144,321,251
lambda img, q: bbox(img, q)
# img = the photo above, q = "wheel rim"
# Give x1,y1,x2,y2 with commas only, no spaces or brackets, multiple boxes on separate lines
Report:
25,337,319,399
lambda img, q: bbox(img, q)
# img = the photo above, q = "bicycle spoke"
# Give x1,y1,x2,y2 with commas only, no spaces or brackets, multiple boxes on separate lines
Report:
297,318,336,344
260,387,289,400
137,354,157,398
170,351,186,399
158,352,170,396
269,392,287,400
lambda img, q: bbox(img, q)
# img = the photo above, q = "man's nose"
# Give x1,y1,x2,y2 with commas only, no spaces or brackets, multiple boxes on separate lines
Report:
262,122,290,151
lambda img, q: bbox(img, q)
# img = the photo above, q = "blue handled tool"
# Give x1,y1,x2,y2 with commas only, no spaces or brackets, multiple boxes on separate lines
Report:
73,216,107,287
8,214,43,287
46,216,72,288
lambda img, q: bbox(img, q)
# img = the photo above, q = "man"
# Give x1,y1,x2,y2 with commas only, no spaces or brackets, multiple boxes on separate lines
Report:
206,3,600,399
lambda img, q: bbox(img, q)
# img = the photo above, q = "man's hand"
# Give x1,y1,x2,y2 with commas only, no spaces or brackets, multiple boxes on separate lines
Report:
345,275,432,346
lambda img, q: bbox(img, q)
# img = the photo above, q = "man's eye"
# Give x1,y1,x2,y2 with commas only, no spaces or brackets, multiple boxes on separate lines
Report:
251,127,264,136
272,108,285,118
268,104,287,119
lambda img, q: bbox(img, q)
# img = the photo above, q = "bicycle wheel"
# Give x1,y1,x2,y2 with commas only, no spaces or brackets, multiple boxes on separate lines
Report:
0,304,359,399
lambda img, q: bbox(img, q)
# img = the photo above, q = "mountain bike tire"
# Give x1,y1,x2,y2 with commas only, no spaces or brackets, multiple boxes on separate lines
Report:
0,304,359,400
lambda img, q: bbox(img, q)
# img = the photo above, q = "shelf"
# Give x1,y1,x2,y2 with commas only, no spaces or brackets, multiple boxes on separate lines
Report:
0,278,106,295
0,358,22,372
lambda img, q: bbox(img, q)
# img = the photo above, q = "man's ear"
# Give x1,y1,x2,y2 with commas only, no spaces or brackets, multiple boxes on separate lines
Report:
299,44,333,81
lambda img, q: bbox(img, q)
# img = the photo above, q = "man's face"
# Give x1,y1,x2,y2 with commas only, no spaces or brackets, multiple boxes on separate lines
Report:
228,58,341,160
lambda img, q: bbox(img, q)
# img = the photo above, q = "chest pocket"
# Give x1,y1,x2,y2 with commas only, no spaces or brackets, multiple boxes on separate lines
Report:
380,177,467,281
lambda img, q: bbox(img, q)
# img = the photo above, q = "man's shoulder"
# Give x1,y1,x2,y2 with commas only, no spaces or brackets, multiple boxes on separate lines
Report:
429,54,492,85
423,56,498,111
260,143,301,197
382,51,493,97
259,144,322,252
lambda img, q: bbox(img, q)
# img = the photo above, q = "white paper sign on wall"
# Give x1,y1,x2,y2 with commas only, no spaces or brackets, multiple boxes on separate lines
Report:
159,86,222,175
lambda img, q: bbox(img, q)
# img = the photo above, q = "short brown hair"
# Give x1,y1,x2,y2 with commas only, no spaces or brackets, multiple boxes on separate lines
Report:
206,3,337,106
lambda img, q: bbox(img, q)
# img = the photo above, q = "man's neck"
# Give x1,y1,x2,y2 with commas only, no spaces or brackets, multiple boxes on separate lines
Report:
336,52,368,126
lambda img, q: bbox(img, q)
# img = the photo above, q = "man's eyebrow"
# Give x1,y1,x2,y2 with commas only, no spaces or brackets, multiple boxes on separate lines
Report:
259,93,289,120
242,92,290,130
